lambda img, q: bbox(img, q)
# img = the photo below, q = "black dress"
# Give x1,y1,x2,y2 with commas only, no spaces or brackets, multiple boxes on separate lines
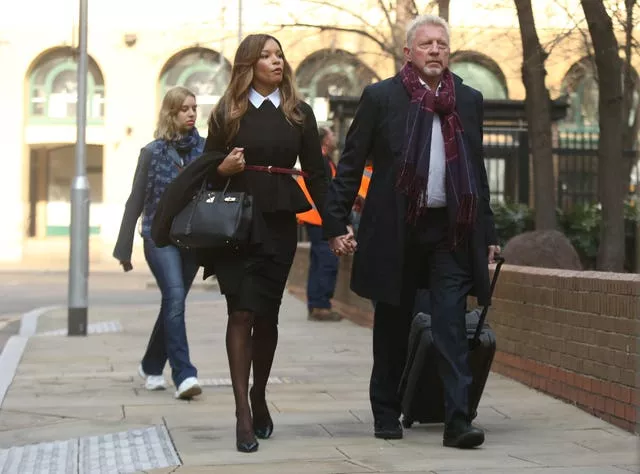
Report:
152,99,328,318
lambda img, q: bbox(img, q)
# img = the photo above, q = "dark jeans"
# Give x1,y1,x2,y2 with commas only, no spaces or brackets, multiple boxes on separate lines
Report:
370,208,474,424
305,224,339,310
142,238,199,387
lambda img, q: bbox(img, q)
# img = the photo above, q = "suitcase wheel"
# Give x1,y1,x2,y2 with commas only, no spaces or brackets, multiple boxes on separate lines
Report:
401,417,413,429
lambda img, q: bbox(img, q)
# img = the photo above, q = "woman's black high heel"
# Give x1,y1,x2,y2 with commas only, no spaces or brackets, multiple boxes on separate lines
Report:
236,413,259,453
250,387,274,439
254,420,273,440
236,436,259,453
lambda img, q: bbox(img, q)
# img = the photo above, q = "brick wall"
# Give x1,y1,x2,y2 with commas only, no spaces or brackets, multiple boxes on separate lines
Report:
288,245,640,433
489,266,639,433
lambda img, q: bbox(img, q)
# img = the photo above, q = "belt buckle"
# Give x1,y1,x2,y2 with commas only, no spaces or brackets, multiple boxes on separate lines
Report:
267,166,273,173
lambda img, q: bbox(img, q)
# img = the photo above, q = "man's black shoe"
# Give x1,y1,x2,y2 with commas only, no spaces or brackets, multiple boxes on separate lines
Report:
374,419,403,439
443,417,485,449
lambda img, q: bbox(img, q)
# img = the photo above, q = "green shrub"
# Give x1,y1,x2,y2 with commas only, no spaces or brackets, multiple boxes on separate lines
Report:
491,199,639,271
491,201,534,247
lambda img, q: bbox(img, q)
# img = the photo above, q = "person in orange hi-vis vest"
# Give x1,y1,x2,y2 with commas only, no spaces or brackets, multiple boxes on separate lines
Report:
295,127,342,321
351,161,373,236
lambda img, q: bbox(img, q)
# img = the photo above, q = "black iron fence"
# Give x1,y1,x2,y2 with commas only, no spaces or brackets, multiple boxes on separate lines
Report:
555,131,600,210
483,127,639,209
483,128,529,204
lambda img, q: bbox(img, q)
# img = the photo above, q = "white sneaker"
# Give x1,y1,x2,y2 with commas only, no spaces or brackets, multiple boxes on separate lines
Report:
175,377,202,399
138,364,167,391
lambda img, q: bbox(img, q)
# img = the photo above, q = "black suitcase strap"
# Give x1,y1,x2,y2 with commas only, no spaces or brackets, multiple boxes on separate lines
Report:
471,256,505,348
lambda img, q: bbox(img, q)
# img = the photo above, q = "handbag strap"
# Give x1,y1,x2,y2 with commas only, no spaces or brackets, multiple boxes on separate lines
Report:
195,176,231,197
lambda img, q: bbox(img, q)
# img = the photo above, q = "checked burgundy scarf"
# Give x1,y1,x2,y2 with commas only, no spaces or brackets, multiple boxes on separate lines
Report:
396,62,478,248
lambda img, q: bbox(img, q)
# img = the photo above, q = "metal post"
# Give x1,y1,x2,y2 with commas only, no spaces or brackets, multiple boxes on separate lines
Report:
517,130,530,205
635,164,640,273
68,0,90,336
238,0,242,44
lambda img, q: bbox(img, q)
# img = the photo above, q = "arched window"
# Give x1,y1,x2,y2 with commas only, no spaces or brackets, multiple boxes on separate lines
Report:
561,58,639,131
561,59,599,130
28,48,105,123
159,49,231,129
450,51,508,100
296,50,378,122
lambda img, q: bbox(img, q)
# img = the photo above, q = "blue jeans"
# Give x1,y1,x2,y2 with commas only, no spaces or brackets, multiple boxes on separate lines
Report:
142,238,199,387
305,224,338,310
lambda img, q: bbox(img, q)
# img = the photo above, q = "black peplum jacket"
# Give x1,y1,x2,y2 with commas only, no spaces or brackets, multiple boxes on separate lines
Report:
151,99,329,280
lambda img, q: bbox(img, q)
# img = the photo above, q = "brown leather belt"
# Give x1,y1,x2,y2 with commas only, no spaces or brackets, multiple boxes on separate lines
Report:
244,165,309,179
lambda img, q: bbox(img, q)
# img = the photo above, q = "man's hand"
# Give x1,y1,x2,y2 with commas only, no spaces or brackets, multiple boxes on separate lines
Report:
120,261,133,272
488,245,501,264
329,225,357,257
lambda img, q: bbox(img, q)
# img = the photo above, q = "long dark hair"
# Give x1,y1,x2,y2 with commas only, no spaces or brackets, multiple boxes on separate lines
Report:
210,34,303,144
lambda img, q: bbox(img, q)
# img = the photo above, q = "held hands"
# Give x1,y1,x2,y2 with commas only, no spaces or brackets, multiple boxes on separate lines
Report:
488,245,501,264
328,225,357,257
330,232,500,262
217,147,246,177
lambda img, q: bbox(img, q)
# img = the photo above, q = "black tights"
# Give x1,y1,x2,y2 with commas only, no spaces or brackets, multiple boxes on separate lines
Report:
226,309,278,442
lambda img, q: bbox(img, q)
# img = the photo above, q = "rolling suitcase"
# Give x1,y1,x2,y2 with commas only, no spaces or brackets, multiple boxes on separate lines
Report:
398,256,504,428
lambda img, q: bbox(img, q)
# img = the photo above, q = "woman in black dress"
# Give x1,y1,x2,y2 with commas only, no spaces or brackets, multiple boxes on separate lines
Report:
153,34,329,452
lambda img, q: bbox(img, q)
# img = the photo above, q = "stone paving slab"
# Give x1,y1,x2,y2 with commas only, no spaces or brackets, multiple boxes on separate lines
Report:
0,438,77,474
0,293,636,473
0,425,179,473
39,320,123,337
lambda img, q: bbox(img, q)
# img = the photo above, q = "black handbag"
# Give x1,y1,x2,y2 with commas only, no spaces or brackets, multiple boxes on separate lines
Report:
169,178,252,249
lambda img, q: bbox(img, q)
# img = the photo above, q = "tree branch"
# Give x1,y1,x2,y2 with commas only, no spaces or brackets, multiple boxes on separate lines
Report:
410,0,420,16
541,23,582,56
438,0,451,21
376,0,395,34
278,22,398,58
300,0,390,42
547,0,592,57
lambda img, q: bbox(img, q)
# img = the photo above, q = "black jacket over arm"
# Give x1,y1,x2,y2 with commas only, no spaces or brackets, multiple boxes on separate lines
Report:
151,100,328,280
112,148,152,263
323,74,497,307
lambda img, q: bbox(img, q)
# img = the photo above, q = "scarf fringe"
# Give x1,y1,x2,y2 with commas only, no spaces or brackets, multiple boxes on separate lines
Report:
396,163,429,223
451,193,478,249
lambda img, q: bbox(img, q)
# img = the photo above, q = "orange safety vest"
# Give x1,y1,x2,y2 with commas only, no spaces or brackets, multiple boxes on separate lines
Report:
296,159,337,225
358,165,373,200
297,162,373,225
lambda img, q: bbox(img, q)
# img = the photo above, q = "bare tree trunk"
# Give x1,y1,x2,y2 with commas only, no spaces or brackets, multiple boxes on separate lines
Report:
438,0,450,21
514,0,557,230
622,0,639,176
390,0,413,72
581,0,626,271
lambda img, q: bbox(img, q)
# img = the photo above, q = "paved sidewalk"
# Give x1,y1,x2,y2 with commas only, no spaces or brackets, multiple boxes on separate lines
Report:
0,292,637,473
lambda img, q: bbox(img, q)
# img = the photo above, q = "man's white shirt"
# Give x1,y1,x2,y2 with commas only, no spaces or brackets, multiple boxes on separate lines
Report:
417,78,446,208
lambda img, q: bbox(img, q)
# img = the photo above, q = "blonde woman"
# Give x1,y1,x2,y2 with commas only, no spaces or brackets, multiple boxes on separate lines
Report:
114,86,205,400
150,35,329,452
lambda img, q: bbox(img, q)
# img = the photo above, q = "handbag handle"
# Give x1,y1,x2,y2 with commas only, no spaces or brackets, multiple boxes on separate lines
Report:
185,177,232,235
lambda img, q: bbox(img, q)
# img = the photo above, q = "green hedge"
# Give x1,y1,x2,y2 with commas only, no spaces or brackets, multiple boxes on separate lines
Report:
492,199,640,271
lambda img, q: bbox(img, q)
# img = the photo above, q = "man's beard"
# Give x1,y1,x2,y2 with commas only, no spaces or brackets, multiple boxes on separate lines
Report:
422,64,443,76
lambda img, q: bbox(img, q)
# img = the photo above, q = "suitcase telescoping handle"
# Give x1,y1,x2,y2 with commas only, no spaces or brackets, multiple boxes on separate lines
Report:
471,256,505,348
